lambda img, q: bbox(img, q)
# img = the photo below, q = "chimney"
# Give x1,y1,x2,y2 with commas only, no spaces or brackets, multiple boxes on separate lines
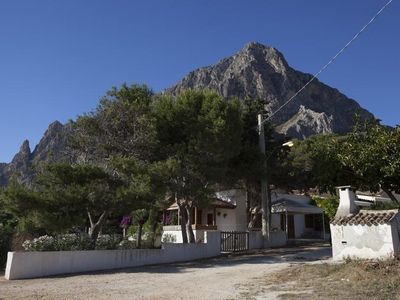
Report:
335,186,359,218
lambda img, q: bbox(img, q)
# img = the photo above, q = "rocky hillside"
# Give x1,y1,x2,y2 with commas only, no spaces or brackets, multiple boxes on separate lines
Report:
168,42,374,137
0,121,74,187
0,42,375,187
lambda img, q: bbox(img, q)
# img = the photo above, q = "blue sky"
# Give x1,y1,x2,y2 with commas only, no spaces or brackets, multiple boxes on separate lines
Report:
0,0,399,163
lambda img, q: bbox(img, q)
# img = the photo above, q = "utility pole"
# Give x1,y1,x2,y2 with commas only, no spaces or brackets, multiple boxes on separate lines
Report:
258,113,271,248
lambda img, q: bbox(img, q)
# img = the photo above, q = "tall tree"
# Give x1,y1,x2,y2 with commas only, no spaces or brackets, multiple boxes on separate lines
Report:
1,164,134,246
69,84,162,243
71,84,157,163
282,119,400,204
224,98,291,228
338,119,400,203
153,90,243,242
283,134,351,193
111,157,169,247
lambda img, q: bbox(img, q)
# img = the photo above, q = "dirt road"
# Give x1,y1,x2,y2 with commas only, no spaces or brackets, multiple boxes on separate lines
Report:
0,245,331,300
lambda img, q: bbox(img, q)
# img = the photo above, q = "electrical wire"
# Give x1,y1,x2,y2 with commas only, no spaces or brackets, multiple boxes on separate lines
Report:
262,0,394,125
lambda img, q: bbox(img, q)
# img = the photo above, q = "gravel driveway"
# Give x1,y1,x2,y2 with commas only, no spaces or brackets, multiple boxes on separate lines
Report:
0,244,331,300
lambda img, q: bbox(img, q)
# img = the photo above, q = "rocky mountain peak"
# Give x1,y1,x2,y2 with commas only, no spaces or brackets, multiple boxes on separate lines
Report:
47,120,63,132
11,140,31,164
239,42,289,74
0,121,75,187
31,121,74,164
168,42,374,136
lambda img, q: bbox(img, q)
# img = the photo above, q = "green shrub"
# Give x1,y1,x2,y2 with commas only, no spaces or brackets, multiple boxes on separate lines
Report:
0,226,13,268
117,239,137,250
162,233,176,243
22,235,57,251
94,234,122,250
56,234,92,251
22,234,122,251
368,201,400,210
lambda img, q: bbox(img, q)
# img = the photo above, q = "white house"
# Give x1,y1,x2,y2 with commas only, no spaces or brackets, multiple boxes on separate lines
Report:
356,190,399,207
162,189,248,243
162,189,326,244
330,186,400,260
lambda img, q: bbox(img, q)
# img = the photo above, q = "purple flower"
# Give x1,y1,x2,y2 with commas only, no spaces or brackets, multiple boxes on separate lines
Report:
165,214,171,225
120,216,131,227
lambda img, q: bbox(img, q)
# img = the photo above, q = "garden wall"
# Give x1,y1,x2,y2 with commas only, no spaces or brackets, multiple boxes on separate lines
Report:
5,231,220,280
248,230,287,249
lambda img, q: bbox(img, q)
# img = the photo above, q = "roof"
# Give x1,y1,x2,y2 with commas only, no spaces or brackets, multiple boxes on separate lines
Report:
271,198,323,214
356,190,400,202
166,198,236,211
330,209,399,226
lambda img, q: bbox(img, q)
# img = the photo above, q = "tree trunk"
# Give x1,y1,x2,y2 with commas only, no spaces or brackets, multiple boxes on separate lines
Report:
177,202,188,243
186,206,195,243
87,210,108,249
151,222,157,248
137,224,143,249
245,185,251,227
381,187,399,204
248,211,258,228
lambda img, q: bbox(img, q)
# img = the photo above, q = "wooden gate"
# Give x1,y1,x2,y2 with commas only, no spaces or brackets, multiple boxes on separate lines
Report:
220,231,249,253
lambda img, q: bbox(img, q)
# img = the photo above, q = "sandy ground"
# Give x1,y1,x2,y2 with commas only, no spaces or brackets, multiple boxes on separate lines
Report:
0,244,331,300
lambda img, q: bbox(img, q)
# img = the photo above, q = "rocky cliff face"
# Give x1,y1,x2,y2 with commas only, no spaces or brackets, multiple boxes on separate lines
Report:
0,121,74,187
168,42,374,138
0,42,375,187
276,105,334,139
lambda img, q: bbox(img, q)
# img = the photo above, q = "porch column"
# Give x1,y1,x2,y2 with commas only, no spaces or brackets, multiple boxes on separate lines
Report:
213,207,216,226
194,207,198,225
162,210,166,226
177,208,180,225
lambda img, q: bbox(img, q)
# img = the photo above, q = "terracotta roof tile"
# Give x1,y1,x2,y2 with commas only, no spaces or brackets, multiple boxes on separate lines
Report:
330,210,399,226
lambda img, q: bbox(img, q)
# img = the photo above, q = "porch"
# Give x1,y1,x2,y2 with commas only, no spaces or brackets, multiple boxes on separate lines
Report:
162,198,236,243
272,198,326,240
251,198,327,241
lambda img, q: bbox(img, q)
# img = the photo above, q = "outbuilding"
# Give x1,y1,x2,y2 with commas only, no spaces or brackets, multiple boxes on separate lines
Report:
330,186,400,260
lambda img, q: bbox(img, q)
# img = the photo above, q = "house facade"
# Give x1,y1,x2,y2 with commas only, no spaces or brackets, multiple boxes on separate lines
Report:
162,189,326,243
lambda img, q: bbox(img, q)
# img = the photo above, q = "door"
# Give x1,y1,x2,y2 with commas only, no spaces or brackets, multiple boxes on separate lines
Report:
287,214,295,239
207,213,213,225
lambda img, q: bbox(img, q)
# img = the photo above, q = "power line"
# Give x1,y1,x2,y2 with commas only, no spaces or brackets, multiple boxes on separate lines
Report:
263,0,394,125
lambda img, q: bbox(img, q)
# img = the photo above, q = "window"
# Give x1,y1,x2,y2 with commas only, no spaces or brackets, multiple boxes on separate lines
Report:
305,214,314,229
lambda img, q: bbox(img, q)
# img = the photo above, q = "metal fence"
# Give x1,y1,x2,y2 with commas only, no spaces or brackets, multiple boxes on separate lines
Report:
220,231,249,253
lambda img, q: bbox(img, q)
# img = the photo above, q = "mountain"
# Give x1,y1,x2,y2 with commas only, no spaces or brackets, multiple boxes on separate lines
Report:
0,42,375,187
0,121,74,187
167,42,374,136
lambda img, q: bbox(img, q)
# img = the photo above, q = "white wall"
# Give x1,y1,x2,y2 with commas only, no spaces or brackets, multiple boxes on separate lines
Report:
330,224,396,260
271,214,281,231
162,226,208,243
294,215,305,238
215,189,248,231
248,230,287,249
5,231,221,280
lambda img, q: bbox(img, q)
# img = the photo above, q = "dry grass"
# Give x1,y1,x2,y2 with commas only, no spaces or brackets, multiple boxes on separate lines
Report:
240,258,400,300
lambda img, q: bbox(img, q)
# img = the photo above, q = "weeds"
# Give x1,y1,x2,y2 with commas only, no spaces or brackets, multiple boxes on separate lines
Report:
254,258,400,300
